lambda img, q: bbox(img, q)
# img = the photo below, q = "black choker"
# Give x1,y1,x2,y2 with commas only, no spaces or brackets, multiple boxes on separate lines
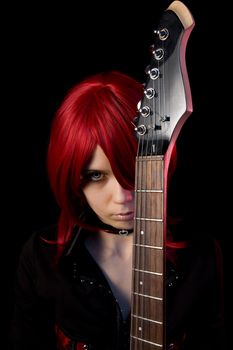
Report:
97,222,133,236
106,228,134,236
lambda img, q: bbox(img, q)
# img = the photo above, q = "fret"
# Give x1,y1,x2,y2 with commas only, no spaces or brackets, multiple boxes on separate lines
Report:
131,337,163,349
135,217,163,222
133,292,163,301
136,189,163,193
134,268,163,276
134,244,163,250
132,315,163,325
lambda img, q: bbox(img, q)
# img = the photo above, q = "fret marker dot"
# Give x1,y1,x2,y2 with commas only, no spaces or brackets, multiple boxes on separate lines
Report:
138,326,142,331
140,230,144,235
140,281,143,285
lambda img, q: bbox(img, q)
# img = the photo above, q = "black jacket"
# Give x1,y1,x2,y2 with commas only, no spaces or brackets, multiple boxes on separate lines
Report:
9,226,225,350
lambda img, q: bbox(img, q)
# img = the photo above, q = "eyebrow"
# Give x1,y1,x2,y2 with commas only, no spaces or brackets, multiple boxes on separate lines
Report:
82,168,103,172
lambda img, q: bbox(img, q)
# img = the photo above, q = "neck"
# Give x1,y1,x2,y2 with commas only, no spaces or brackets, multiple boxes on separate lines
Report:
86,229,133,258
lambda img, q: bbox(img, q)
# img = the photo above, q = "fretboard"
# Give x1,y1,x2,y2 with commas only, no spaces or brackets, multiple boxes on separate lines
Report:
130,155,166,350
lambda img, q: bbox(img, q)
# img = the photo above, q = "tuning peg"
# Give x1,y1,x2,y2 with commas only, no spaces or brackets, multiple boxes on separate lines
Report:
148,68,160,80
154,28,169,41
153,48,164,60
139,106,151,118
144,88,157,99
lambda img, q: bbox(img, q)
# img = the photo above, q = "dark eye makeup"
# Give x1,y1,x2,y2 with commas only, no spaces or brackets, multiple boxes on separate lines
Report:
81,170,105,182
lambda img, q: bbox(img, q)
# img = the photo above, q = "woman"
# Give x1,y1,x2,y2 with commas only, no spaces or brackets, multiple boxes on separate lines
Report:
9,71,225,349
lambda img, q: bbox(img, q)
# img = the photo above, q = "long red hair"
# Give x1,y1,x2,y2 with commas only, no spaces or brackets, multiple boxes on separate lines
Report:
47,71,144,245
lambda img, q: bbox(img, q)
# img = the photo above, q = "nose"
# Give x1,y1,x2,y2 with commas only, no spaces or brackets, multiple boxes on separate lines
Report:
112,179,133,204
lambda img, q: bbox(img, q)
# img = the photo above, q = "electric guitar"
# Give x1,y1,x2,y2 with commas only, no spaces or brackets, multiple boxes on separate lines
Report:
131,1,195,349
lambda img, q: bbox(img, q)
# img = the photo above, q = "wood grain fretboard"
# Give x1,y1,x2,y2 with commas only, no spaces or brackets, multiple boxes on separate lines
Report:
131,155,167,350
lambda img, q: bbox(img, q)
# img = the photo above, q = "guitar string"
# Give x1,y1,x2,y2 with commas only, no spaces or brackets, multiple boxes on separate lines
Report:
137,79,147,350
153,49,160,348
140,109,145,350
140,72,148,350
135,136,139,350
149,35,165,348
134,113,143,350
142,75,149,350
161,38,165,349
148,42,161,348
162,35,170,348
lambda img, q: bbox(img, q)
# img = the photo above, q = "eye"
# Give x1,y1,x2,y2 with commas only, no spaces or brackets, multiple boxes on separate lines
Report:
89,171,104,181
82,170,105,182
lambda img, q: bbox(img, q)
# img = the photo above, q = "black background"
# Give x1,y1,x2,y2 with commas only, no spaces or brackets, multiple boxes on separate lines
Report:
4,0,231,344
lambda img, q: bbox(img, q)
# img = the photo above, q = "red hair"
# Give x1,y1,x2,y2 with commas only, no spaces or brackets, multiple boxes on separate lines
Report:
47,71,144,245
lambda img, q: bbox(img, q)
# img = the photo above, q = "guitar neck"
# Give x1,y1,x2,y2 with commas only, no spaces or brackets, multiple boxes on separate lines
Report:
131,155,167,349
131,1,195,347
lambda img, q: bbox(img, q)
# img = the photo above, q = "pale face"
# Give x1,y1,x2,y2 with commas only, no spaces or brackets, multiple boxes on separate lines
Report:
82,145,134,230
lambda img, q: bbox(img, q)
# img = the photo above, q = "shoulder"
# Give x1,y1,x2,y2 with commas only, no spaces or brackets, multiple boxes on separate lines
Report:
18,225,58,271
188,234,222,259
184,234,223,283
21,224,57,251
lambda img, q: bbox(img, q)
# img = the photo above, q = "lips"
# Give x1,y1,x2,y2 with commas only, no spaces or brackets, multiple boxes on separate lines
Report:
112,211,134,221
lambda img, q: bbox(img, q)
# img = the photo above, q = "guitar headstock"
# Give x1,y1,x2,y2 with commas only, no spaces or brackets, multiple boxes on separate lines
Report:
135,1,195,156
